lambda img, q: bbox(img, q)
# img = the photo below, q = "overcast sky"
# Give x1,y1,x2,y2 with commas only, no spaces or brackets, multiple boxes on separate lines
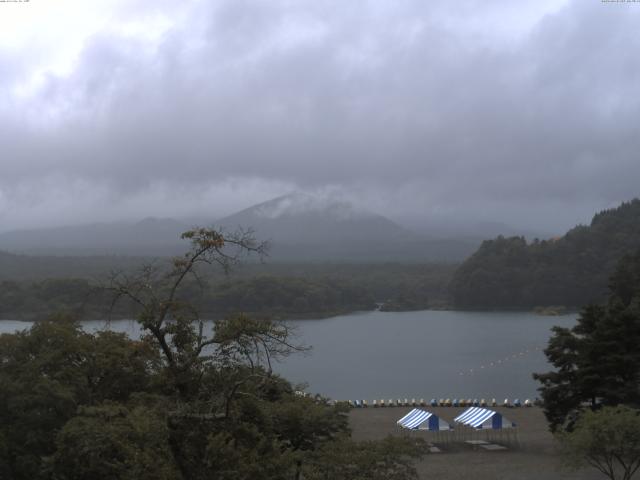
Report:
0,0,639,234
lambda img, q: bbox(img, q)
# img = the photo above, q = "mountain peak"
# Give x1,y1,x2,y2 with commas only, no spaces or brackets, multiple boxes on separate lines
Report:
241,192,373,222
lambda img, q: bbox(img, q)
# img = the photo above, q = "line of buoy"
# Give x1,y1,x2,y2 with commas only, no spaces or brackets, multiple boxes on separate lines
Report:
338,398,534,408
458,345,544,376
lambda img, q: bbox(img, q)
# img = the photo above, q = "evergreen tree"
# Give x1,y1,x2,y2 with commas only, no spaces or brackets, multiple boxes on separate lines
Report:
452,199,640,309
534,250,640,431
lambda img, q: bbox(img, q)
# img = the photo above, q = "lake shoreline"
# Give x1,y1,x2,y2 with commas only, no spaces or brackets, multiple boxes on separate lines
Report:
0,306,579,323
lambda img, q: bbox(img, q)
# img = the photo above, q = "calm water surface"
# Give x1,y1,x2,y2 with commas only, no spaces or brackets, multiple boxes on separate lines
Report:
280,310,576,401
1,310,575,401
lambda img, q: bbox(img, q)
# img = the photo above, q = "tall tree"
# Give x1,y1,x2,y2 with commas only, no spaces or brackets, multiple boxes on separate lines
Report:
534,250,640,431
0,227,428,479
107,227,272,399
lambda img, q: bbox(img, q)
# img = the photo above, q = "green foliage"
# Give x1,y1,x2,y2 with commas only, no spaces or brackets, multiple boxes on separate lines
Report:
0,317,160,479
204,426,294,480
534,250,640,431
0,313,380,480
0,262,456,320
52,401,179,480
451,199,640,309
0,278,101,320
558,406,640,480
201,275,376,318
268,394,350,454
304,436,426,480
0,228,426,479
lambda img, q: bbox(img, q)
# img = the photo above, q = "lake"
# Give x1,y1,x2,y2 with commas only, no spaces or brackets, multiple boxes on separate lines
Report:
0,310,575,402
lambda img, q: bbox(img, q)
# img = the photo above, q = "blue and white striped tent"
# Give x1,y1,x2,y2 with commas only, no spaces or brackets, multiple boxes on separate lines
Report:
454,407,516,430
397,408,452,431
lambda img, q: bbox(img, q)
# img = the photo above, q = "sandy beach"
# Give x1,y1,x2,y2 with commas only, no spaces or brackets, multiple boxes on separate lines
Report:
349,406,604,480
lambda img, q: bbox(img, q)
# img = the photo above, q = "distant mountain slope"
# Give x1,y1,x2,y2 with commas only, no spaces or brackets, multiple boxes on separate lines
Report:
217,193,478,262
450,199,640,309
218,192,415,244
0,193,482,262
0,218,189,256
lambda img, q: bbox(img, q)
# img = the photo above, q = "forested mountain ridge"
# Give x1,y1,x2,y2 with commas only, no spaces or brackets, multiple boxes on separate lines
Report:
0,262,456,321
450,199,640,309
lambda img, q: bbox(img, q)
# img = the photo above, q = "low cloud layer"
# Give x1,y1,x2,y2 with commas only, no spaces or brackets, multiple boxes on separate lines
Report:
1,0,639,233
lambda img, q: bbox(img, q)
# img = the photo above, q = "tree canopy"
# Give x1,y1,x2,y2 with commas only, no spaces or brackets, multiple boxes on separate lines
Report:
558,405,640,480
534,249,640,431
451,199,640,309
0,262,457,321
0,228,426,479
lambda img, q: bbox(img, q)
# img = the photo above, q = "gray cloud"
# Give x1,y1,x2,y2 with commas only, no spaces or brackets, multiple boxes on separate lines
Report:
0,0,639,233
